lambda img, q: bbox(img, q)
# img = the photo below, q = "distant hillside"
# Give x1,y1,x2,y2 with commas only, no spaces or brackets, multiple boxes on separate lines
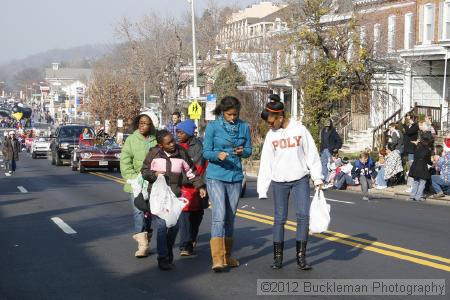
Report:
0,44,113,88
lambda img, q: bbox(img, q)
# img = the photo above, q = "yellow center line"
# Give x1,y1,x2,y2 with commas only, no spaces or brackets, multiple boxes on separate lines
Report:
90,172,450,273
236,209,450,265
235,212,450,273
89,172,125,184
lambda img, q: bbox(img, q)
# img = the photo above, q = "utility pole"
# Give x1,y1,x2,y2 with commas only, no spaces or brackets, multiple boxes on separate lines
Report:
188,0,199,127
189,0,198,90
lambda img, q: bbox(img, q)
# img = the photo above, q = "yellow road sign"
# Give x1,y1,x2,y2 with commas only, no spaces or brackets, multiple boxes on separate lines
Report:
188,100,202,120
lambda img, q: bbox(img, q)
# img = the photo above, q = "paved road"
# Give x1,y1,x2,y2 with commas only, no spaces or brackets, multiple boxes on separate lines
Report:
1,154,449,300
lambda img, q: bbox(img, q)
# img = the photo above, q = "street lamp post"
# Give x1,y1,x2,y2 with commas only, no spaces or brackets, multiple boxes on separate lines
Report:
188,0,198,90
188,0,198,127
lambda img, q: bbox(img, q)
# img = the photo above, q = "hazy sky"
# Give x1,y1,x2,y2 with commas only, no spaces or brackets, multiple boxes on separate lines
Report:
0,0,259,64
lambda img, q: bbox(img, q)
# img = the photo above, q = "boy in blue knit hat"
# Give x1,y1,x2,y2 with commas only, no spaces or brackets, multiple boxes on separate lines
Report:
176,120,208,256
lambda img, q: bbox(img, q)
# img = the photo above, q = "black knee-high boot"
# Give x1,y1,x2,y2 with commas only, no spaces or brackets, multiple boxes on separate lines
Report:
296,241,312,270
271,242,284,269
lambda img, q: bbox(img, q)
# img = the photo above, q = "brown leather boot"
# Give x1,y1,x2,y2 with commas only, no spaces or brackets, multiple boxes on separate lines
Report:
224,237,240,267
210,237,225,272
133,232,150,258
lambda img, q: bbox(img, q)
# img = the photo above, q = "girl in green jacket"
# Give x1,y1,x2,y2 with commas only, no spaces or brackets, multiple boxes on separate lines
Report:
120,111,158,258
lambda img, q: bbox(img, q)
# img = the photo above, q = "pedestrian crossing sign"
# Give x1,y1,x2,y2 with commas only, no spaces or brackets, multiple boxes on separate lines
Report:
188,100,202,120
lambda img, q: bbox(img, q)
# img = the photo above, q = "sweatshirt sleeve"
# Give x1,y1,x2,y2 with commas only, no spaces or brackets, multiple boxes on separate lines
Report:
302,126,324,184
257,133,274,198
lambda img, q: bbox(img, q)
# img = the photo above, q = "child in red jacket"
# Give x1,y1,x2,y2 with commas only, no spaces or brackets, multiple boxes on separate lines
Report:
176,120,208,256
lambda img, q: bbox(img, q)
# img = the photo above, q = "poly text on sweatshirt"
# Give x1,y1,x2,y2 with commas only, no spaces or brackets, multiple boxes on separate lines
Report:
257,120,323,198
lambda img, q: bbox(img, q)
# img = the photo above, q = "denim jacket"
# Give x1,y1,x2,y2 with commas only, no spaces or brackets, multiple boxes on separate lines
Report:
203,118,252,182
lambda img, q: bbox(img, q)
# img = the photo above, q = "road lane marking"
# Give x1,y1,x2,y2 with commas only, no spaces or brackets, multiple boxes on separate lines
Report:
235,211,450,272
89,172,124,184
17,186,28,193
236,209,450,268
312,196,355,204
51,217,77,234
90,171,450,272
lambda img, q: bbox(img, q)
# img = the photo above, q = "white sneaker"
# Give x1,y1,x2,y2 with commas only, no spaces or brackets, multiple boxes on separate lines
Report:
376,186,387,190
5,172,11,176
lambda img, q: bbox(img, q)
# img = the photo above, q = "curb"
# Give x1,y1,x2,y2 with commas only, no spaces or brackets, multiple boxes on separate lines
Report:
369,190,450,206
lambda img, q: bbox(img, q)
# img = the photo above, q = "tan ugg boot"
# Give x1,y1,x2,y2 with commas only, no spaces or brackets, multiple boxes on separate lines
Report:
224,237,240,267
133,232,150,258
210,237,225,272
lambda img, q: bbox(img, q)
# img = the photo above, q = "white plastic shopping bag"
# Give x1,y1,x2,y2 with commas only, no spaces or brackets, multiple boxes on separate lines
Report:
309,189,331,233
149,175,188,228
127,174,149,198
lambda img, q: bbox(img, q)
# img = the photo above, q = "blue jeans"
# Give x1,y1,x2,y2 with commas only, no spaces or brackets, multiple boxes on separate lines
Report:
272,176,311,242
407,154,414,187
376,166,387,187
334,173,356,189
411,179,426,200
5,160,16,172
320,149,331,181
431,175,450,194
130,193,151,233
207,179,242,238
156,217,179,260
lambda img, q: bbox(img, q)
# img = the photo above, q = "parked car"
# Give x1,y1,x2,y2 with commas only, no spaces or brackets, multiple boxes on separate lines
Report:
31,137,51,158
50,124,95,166
71,138,121,173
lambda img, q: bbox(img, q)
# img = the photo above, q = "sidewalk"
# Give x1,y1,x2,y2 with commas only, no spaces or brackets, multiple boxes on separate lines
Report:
246,172,450,205
345,184,450,206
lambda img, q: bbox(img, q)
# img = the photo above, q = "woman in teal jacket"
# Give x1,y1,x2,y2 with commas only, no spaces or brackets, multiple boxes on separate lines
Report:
120,111,157,258
203,96,252,272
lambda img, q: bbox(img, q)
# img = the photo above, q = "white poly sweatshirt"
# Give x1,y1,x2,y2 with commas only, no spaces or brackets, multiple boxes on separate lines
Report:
257,120,324,198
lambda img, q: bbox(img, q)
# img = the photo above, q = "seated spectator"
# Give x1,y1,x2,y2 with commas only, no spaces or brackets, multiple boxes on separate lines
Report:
429,135,450,198
375,149,387,189
351,152,377,201
326,149,341,185
383,143,404,186
330,157,355,190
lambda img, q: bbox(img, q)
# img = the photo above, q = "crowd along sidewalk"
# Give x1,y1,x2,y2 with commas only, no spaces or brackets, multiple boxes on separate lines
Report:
246,171,450,206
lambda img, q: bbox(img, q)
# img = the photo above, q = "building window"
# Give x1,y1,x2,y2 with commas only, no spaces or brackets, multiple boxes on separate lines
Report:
388,15,396,52
444,1,450,40
424,4,433,44
404,13,414,49
373,23,381,55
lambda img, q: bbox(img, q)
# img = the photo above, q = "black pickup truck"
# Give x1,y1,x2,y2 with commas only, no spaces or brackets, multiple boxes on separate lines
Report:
50,124,94,166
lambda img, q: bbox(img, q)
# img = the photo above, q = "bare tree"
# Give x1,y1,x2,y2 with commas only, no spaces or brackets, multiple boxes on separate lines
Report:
87,59,141,134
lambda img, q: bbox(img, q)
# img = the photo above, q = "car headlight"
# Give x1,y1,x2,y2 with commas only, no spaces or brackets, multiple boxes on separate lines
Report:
114,153,121,159
59,142,69,149
81,153,92,159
